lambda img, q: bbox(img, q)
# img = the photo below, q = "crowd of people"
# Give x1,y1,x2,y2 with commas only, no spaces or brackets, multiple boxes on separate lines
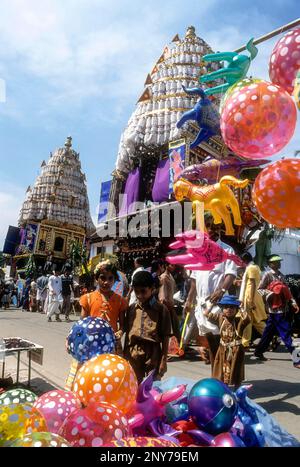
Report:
2,214,300,390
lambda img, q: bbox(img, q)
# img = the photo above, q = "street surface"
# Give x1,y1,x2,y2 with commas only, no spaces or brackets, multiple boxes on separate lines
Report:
1,307,300,440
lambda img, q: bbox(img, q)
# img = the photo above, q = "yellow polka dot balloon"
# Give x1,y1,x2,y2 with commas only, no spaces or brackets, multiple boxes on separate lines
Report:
73,354,138,414
10,432,71,447
0,403,47,447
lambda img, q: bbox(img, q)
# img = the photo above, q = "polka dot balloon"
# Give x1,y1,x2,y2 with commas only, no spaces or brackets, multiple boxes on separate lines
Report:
106,437,179,447
220,78,297,159
269,27,300,94
59,401,130,447
10,432,71,447
73,354,138,414
252,158,300,228
0,403,47,447
33,390,81,434
0,388,37,406
67,316,115,363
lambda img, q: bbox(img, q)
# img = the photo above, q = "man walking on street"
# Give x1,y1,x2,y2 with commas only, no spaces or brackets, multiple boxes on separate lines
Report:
61,268,75,322
254,254,300,369
36,269,49,313
47,266,62,322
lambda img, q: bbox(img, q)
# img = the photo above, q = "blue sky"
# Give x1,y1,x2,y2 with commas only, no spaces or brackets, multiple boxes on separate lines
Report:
0,0,299,245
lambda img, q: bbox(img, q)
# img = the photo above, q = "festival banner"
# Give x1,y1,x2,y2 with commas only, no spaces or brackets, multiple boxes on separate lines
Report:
168,138,186,194
98,180,112,223
17,223,39,254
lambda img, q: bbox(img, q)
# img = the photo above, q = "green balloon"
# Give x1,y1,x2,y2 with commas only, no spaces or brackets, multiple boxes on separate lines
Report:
10,432,71,447
0,388,37,406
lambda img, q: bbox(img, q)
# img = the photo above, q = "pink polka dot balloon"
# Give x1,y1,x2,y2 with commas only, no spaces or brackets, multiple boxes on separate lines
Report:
221,78,297,159
269,27,300,94
59,401,130,447
33,390,81,434
73,354,138,414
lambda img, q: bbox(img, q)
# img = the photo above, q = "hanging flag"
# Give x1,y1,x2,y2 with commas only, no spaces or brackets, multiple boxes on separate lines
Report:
156,53,165,65
144,74,153,86
151,64,159,75
98,180,112,223
137,88,151,103
169,139,186,194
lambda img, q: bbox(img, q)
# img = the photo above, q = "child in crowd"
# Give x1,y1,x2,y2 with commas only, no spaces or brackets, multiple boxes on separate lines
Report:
80,260,127,347
29,280,38,312
123,270,172,384
203,295,250,388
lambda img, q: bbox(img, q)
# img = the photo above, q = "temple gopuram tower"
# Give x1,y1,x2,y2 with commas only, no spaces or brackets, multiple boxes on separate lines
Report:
17,137,95,268
96,26,264,271
109,26,224,211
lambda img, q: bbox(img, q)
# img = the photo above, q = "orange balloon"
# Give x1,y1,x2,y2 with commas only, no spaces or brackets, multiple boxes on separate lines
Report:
252,159,300,228
73,354,138,414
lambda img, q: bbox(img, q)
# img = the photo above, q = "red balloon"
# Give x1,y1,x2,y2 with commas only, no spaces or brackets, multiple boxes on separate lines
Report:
221,79,297,159
252,159,300,228
269,27,300,94
59,402,130,447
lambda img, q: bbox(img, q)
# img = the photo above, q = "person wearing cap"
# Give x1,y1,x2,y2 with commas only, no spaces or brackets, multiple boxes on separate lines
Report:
183,213,238,367
203,295,250,388
254,254,300,368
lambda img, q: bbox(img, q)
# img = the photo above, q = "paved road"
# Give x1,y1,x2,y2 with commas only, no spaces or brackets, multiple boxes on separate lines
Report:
1,307,300,440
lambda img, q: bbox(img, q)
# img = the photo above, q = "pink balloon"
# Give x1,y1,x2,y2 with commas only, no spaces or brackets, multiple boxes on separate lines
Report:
269,27,300,94
33,390,81,434
59,401,130,447
221,79,297,159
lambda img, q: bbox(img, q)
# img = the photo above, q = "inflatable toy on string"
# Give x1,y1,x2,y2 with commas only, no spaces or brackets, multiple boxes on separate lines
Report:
252,158,300,228
220,79,297,159
73,353,138,414
66,316,115,363
234,385,266,447
269,26,300,94
176,155,269,184
128,370,186,436
173,175,249,236
176,86,220,149
166,230,245,271
199,39,258,96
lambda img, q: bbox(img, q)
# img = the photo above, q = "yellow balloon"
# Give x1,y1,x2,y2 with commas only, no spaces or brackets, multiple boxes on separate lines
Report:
173,176,249,236
0,403,47,447
293,70,300,111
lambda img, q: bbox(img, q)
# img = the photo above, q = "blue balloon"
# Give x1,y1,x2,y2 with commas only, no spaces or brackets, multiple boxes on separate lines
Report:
67,317,115,363
188,378,237,435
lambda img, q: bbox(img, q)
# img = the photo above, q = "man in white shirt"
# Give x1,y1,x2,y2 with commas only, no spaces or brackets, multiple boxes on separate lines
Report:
47,266,63,322
184,214,237,367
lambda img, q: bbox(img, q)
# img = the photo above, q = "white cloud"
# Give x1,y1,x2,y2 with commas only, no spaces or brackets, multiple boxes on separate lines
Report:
0,181,25,248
